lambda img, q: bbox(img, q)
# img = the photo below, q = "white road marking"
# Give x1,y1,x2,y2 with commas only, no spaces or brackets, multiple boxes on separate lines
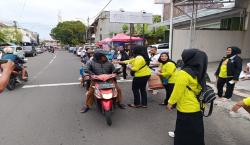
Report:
22,79,132,89
23,82,80,88
31,54,56,80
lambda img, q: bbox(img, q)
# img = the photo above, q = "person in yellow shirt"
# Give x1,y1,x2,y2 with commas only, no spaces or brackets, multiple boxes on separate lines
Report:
215,47,242,100
167,49,208,145
156,52,177,105
114,46,151,108
231,97,250,112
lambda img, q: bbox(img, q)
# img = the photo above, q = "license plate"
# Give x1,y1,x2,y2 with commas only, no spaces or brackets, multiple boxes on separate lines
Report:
98,83,115,89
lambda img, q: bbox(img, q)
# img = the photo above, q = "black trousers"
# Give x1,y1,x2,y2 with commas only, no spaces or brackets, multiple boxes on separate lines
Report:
164,83,175,104
132,76,151,106
217,77,235,99
122,65,127,79
175,111,205,145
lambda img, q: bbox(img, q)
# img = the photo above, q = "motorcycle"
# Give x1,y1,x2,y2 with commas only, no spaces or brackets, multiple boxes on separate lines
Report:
7,62,28,90
90,68,121,126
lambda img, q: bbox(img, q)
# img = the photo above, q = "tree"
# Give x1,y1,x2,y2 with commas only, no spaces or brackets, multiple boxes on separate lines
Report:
0,31,6,44
50,21,86,45
153,15,161,23
122,24,129,33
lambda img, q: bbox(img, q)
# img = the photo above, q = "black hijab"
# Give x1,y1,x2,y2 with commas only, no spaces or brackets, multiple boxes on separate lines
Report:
158,52,176,65
132,46,150,65
227,46,241,58
181,48,208,89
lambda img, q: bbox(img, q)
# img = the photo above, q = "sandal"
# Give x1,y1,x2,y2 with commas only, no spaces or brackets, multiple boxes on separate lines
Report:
128,104,141,108
141,105,148,108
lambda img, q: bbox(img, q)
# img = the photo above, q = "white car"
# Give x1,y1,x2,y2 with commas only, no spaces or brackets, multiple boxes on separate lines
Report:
76,47,83,56
149,43,169,55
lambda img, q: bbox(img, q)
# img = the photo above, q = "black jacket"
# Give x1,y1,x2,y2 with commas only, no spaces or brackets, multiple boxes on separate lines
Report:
87,59,115,75
215,55,242,80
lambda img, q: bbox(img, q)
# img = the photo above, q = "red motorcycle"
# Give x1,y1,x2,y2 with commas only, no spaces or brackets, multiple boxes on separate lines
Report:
91,70,120,126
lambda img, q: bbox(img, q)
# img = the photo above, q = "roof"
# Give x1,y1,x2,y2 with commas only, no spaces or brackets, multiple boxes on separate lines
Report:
152,7,240,27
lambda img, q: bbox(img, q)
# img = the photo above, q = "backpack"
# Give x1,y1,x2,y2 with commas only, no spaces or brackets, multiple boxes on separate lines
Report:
187,85,216,117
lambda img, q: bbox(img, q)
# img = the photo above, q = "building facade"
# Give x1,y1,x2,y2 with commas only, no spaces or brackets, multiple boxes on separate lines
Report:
90,11,126,42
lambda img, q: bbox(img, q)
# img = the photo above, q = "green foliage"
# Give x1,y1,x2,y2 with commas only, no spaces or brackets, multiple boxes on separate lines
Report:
122,24,129,33
50,21,86,45
153,15,161,23
0,28,22,44
135,24,150,35
150,26,167,38
0,31,6,43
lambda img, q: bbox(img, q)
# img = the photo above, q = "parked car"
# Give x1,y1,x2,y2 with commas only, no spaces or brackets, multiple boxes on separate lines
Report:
0,45,25,59
73,47,77,54
68,47,75,53
76,47,83,56
149,43,169,54
22,42,37,57
35,47,43,54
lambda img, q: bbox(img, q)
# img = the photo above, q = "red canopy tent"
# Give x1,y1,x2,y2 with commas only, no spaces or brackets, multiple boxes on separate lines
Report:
96,37,112,46
101,37,112,43
111,33,143,42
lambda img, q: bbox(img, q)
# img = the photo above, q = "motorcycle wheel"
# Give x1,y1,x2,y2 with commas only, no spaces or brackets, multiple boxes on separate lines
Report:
105,110,112,126
7,77,16,90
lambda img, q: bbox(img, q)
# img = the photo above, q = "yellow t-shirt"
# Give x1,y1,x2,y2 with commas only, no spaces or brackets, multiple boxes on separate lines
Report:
243,97,250,106
219,59,228,78
160,61,176,84
168,70,202,113
124,56,151,77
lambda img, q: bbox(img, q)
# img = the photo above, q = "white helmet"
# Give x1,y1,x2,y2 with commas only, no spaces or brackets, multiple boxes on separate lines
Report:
3,47,14,54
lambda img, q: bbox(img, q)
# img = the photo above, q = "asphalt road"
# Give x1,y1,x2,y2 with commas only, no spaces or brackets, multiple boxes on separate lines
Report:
0,51,250,145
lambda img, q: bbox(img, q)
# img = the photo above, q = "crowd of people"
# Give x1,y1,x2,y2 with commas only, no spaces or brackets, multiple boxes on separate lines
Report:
1,44,250,145
76,44,250,145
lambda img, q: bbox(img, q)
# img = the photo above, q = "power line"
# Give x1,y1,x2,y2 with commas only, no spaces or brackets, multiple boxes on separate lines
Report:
90,0,113,20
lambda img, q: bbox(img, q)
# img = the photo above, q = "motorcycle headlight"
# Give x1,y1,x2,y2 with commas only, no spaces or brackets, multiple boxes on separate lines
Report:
102,93,113,99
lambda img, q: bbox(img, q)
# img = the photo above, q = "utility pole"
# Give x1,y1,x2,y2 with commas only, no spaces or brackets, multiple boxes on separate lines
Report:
13,20,18,44
87,17,90,44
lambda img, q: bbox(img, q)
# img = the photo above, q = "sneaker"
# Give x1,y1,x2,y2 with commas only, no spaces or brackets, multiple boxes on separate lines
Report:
168,131,175,138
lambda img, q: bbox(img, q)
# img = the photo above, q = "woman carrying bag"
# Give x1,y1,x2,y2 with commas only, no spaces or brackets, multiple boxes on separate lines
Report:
167,49,208,145
156,52,177,105
114,46,151,108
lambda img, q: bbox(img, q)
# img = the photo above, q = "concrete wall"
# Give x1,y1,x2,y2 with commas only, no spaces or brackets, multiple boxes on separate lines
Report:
172,29,250,62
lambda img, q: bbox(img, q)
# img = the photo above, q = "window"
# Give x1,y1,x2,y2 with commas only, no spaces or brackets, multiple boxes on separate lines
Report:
16,47,23,51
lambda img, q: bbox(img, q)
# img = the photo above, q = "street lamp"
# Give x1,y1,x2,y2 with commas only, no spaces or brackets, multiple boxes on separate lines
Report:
141,10,146,46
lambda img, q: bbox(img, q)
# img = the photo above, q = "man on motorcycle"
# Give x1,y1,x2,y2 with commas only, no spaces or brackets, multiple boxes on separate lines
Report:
0,61,14,93
80,51,126,113
2,47,27,80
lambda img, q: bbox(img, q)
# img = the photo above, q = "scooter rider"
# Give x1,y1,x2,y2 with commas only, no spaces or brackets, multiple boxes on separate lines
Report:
2,47,27,80
80,51,126,113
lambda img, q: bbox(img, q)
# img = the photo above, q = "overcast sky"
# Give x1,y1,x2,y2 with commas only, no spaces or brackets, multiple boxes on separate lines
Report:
0,0,163,40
